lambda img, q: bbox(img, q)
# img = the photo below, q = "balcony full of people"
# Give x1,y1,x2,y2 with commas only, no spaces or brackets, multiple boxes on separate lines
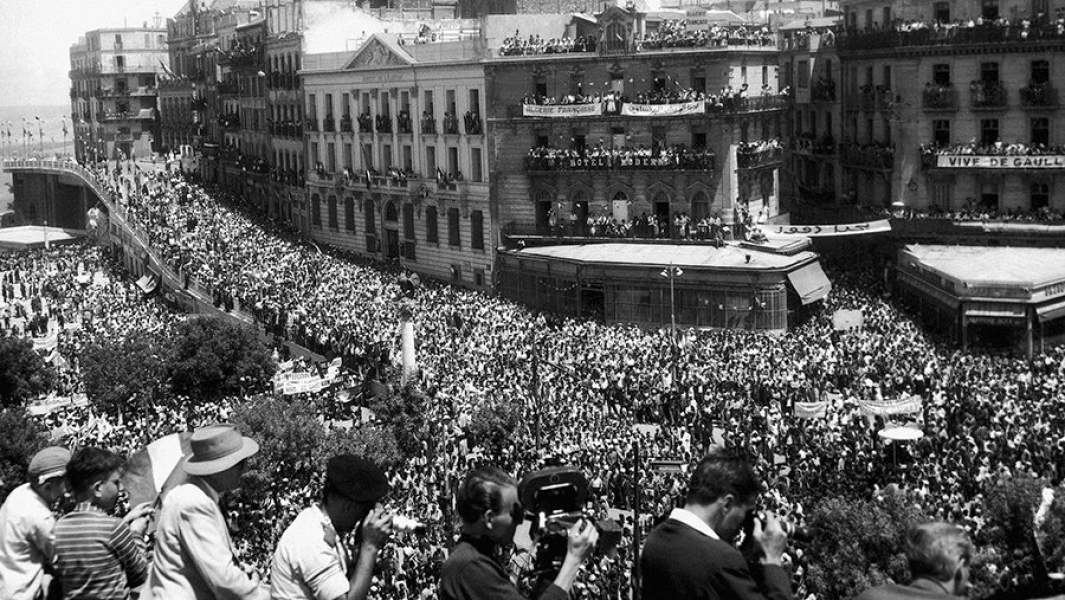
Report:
837,14,1065,51
499,31,597,56
636,22,776,50
521,83,789,116
527,143,715,171
736,139,784,169
839,141,894,170
920,140,1065,167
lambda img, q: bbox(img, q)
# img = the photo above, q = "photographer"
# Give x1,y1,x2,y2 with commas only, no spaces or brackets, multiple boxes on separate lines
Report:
641,449,792,600
439,467,598,600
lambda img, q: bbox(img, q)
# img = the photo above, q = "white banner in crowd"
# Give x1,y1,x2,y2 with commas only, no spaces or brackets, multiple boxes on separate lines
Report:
621,100,705,117
769,219,892,237
522,103,603,118
936,155,1065,169
859,395,923,417
28,393,89,416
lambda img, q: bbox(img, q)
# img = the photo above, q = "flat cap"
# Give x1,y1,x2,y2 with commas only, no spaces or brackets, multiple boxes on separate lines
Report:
326,455,389,503
28,447,71,484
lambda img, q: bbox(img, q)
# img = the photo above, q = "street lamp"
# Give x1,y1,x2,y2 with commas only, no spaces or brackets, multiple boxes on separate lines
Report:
659,263,684,345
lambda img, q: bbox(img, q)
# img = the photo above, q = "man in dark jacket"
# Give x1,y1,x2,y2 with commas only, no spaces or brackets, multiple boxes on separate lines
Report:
640,448,791,600
439,467,598,600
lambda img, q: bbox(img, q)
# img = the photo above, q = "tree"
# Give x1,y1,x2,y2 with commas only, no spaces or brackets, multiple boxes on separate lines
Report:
0,337,55,408
364,381,431,456
167,317,275,401
975,474,1052,599
465,395,522,456
0,408,49,501
81,336,170,415
802,493,927,600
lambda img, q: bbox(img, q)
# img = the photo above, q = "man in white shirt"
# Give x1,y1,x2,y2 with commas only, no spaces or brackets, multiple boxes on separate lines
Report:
0,446,71,600
271,455,393,600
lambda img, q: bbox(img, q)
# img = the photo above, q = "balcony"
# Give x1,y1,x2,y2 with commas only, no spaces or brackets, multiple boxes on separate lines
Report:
792,135,836,155
421,117,437,134
217,81,239,95
442,114,459,135
970,82,1008,110
737,146,783,169
219,113,241,130
840,144,894,170
811,79,836,102
921,143,1065,170
526,149,714,172
838,22,1065,52
100,110,155,122
1021,84,1059,109
375,114,392,133
305,117,318,132
922,86,959,111
464,113,483,134
340,115,353,133
114,133,134,143
322,116,335,133
357,114,372,134
397,113,413,134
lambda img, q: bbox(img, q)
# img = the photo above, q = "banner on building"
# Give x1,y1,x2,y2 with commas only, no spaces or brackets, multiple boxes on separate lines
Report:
794,401,827,419
859,395,923,417
769,219,892,237
522,103,603,118
936,155,1065,169
621,100,705,117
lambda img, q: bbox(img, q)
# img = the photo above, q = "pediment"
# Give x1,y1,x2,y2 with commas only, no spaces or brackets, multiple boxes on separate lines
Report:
345,35,414,69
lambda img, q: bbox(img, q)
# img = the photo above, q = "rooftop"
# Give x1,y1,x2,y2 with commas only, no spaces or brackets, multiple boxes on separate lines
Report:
0,226,85,251
903,245,1065,288
510,242,817,270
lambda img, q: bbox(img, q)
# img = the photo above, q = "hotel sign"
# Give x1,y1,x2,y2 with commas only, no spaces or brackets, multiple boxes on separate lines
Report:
936,155,1065,169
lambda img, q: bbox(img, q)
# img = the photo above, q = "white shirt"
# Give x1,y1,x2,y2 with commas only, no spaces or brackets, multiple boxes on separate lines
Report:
270,505,350,600
0,483,56,600
667,507,720,540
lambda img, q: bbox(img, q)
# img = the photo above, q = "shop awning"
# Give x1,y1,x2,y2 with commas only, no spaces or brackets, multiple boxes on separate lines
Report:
787,262,832,305
964,303,1027,323
1037,298,1065,323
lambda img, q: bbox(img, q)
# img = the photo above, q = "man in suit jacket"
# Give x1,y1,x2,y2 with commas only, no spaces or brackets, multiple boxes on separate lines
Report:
640,448,791,600
856,522,971,600
145,424,268,600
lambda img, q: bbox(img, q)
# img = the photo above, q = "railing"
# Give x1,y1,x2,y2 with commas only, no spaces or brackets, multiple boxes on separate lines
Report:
736,146,783,169
922,86,958,111
305,117,318,132
217,81,239,95
114,133,134,143
971,83,1008,109
340,115,353,133
357,114,372,134
811,79,836,102
464,116,483,135
375,115,392,133
421,117,436,134
526,153,714,171
322,116,335,132
792,137,836,155
442,116,459,134
840,144,894,170
838,23,1065,51
1021,84,1058,108
397,114,413,134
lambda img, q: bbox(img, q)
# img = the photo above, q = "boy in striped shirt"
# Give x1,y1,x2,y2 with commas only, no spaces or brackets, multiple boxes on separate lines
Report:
53,447,154,600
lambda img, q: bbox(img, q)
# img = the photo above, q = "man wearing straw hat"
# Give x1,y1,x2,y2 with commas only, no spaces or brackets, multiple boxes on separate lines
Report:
145,424,268,599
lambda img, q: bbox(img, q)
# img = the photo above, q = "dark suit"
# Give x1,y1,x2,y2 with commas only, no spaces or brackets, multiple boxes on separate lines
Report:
640,516,792,600
856,578,965,600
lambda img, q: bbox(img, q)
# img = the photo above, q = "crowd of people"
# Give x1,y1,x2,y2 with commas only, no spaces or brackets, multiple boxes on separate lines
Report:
2,156,1065,599
521,83,784,116
499,32,597,56
920,141,1065,157
839,13,1065,49
636,22,776,50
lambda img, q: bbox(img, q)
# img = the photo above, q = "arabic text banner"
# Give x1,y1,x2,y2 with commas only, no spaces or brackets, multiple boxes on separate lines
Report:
621,100,705,117
522,103,603,118
769,219,892,237
859,395,923,417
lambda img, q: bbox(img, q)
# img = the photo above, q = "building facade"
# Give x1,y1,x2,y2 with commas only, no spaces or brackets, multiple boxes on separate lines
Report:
487,7,787,241
837,0,1065,214
263,0,306,224
70,25,169,163
301,35,493,287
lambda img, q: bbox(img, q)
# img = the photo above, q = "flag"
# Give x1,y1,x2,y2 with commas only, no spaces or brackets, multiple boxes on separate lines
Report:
121,432,193,507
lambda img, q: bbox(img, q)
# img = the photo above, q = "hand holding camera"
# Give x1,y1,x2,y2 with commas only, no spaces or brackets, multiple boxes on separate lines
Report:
752,512,788,566
360,507,394,550
565,518,600,562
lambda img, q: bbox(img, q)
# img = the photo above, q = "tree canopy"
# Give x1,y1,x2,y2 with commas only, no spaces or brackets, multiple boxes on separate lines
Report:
0,337,55,408
167,317,275,401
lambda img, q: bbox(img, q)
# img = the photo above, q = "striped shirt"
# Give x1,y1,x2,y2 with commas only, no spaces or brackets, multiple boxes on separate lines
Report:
53,502,147,600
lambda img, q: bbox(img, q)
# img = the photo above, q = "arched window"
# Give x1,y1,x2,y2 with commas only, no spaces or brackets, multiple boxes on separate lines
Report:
327,195,338,229
344,197,355,231
426,206,439,243
691,191,710,220
604,23,628,52
612,191,628,203
385,200,398,222
311,194,321,226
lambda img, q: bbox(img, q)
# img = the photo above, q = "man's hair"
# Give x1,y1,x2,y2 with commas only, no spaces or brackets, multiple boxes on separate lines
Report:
67,447,125,496
906,522,972,582
456,467,516,524
685,447,761,506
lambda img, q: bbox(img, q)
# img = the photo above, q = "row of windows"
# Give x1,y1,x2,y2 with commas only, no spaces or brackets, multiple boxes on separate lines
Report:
310,195,485,250
308,88,482,122
929,117,1051,146
532,118,780,151
928,60,1050,87
928,181,1052,210
311,141,484,181
846,0,1026,30
529,64,774,99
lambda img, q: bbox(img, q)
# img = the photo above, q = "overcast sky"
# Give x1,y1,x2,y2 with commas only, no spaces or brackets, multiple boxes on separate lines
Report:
0,0,188,108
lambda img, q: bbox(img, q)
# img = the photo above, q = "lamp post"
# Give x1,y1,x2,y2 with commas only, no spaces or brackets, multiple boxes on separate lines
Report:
659,263,684,345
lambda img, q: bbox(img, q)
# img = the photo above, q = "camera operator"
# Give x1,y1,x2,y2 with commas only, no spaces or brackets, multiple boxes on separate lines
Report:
641,449,792,600
439,467,598,600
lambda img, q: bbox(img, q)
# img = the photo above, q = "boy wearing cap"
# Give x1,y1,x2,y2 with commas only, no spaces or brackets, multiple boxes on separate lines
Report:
0,446,71,600
270,455,394,600
146,424,268,600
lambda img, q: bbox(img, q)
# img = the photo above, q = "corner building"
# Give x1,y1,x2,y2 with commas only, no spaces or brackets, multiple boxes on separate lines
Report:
487,7,786,236
837,0,1065,214
301,36,492,288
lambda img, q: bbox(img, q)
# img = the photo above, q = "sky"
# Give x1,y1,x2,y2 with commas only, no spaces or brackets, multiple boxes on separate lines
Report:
0,0,189,108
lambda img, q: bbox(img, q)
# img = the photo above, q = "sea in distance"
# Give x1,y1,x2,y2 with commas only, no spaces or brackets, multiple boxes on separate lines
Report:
0,104,71,213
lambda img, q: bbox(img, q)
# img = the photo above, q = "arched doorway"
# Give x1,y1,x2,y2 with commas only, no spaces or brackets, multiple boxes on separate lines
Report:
534,190,553,235
652,192,671,238
384,200,400,259
571,190,589,236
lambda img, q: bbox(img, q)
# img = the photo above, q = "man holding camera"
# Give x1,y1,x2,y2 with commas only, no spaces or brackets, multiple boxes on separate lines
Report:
271,455,393,600
641,450,792,600
439,467,599,600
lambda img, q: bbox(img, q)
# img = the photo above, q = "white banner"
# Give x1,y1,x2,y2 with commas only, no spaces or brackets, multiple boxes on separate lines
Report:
621,100,705,117
769,219,892,237
936,155,1065,169
859,395,923,417
28,393,89,416
522,103,602,118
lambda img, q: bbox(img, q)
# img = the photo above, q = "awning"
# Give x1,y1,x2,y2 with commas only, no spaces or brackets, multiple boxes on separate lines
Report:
787,262,832,305
136,274,159,295
964,303,1027,323
1037,298,1065,323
